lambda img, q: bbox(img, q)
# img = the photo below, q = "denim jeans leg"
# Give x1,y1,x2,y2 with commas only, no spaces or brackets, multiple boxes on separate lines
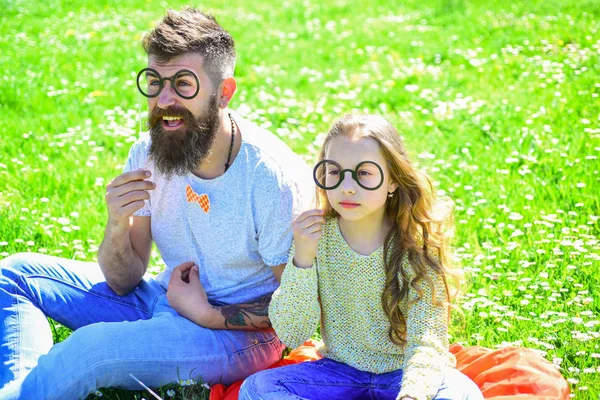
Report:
239,358,373,400
241,361,484,400
1,294,285,400
434,368,484,400
369,368,403,399
0,252,164,391
370,366,483,400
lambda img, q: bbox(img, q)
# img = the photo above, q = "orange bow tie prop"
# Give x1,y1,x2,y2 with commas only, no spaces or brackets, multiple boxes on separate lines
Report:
185,184,210,213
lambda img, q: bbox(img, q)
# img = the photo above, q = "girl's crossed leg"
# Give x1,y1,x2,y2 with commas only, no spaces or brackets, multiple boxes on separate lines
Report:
239,358,483,400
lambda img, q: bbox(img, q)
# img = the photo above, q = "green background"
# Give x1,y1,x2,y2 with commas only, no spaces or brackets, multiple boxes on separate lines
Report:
0,0,599,398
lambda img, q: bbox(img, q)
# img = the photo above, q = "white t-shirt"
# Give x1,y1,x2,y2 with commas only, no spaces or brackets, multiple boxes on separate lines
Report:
124,111,313,305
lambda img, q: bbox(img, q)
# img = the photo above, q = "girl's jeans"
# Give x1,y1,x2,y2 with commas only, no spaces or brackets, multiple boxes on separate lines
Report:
0,253,284,400
239,357,484,400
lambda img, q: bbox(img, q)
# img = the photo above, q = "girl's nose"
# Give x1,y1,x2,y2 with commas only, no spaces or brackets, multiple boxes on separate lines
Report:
340,171,357,195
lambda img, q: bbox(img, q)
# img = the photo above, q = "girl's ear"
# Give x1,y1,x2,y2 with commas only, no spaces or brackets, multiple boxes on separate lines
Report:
388,181,399,195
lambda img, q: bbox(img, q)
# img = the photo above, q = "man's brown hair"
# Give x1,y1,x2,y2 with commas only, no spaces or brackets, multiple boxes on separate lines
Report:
142,7,236,87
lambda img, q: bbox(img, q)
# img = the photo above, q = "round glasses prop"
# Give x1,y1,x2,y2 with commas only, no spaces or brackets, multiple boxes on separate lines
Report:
136,68,200,99
313,160,384,191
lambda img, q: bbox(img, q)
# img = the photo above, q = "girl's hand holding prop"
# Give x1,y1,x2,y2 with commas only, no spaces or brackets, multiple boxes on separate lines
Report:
291,209,325,268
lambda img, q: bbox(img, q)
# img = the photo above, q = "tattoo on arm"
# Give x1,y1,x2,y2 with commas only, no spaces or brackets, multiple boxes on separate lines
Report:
215,294,273,329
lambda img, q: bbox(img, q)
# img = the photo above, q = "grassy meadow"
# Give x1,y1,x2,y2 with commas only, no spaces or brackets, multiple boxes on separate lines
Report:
1,0,599,398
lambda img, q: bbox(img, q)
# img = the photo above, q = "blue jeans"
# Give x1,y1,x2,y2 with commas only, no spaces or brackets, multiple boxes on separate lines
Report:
239,358,484,400
0,253,285,400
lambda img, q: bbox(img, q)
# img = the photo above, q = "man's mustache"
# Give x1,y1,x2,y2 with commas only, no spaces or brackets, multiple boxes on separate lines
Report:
146,106,196,130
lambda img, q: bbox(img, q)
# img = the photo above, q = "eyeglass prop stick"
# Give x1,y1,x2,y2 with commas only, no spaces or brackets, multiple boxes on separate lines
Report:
129,373,164,400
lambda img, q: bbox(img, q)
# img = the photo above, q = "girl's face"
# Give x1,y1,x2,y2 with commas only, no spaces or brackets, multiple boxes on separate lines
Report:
324,135,397,223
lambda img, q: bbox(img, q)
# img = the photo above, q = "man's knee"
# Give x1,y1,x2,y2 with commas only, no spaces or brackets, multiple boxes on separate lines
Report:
0,252,50,278
0,253,39,288
1,252,32,268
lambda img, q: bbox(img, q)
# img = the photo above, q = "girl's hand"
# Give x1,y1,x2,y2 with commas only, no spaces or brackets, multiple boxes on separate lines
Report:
292,209,325,268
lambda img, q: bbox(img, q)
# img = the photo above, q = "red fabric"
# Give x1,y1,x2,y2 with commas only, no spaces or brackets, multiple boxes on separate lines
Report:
209,341,570,400
209,340,321,400
450,343,570,399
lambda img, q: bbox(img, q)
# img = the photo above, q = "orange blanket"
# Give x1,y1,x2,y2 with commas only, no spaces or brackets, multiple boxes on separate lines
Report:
209,341,570,400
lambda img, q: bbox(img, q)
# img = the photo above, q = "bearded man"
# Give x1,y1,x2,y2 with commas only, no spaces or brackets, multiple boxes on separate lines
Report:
0,7,312,399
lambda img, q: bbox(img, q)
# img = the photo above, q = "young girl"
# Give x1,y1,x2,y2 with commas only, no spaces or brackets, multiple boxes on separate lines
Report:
239,115,483,400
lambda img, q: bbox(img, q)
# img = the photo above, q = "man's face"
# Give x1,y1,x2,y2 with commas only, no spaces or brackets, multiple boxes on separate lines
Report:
145,53,221,177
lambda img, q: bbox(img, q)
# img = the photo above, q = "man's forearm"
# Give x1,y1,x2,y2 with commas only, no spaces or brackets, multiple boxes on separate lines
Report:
98,226,146,296
194,294,273,330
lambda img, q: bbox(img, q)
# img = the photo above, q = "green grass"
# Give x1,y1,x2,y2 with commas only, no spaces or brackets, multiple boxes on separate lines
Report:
1,0,599,398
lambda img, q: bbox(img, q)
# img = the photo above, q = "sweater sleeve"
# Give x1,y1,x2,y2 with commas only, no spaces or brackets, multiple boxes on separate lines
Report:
396,260,455,400
269,243,321,349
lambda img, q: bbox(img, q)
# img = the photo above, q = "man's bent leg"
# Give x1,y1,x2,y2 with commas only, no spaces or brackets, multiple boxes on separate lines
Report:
0,252,163,389
0,295,285,400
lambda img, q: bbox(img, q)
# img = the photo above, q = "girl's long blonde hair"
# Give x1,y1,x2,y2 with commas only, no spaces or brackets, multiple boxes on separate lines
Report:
316,114,462,346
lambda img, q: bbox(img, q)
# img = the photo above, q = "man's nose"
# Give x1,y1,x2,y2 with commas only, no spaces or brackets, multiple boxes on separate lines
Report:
157,82,177,109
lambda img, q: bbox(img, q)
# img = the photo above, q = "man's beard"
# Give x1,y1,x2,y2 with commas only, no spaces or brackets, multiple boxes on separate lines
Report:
146,95,220,178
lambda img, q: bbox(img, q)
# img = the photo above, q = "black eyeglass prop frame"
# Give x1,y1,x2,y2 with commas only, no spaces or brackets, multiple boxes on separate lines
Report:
313,159,385,191
136,67,200,100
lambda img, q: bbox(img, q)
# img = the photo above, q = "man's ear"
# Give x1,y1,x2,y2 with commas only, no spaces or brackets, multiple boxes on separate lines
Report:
218,77,237,109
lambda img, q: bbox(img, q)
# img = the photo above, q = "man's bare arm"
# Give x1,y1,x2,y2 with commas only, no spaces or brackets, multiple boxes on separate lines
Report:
167,263,285,330
200,264,284,330
204,293,273,330
98,216,152,295
98,169,155,296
